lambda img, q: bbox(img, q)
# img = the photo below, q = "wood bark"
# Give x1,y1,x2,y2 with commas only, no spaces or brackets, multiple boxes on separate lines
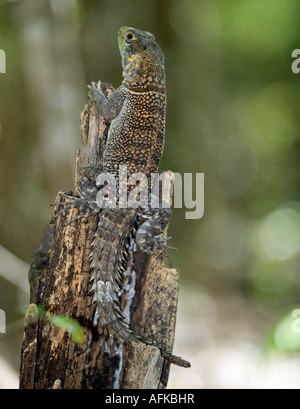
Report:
19,83,181,389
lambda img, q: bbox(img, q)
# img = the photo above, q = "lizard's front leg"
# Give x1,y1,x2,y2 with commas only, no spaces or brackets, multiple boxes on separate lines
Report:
87,81,126,121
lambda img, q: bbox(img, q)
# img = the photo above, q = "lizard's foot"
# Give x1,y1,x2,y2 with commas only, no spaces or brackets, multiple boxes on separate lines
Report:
51,166,104,224
50,193,99,225
87,80,106,108
137,233,176,254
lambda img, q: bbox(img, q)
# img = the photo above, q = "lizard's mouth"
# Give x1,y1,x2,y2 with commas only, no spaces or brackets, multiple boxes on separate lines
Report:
118,26,128,51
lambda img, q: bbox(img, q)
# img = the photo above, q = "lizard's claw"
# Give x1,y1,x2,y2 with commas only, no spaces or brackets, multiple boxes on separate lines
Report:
87,80,103,103
50,193,99,225
136,232,177,268
153,236,177,252
50,196,79,224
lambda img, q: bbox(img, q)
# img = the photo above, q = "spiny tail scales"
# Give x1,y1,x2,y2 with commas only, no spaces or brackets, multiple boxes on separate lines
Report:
89,207,137,341
89,207,190,368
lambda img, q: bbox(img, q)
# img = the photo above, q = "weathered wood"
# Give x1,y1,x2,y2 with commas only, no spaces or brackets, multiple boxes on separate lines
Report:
120,342,163,389
19,304,39,388
19,83,181,389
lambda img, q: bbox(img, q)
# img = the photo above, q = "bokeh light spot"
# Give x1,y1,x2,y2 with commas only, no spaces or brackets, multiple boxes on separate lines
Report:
257,208,300,261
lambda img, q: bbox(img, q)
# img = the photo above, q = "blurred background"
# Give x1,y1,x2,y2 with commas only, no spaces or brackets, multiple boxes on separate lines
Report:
1,0,300,389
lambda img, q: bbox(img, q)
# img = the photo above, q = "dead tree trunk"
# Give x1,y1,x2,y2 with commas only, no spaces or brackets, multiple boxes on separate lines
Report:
19,83,182,389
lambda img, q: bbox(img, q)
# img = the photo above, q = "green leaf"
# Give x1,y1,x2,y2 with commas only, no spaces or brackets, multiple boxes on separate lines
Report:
50,315,84,344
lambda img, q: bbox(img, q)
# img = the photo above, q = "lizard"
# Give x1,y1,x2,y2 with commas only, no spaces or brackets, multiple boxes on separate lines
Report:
54,26,190,368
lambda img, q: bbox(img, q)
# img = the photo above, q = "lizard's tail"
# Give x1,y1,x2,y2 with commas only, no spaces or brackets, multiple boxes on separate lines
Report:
89,207,190,368
89,207,136,335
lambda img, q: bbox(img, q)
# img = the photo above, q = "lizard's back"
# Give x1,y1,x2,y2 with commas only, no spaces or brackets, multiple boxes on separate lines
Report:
104,88,166,177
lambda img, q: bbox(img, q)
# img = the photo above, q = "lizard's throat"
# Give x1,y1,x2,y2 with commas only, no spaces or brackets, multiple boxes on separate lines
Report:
122,69,165,93
122,53,165,92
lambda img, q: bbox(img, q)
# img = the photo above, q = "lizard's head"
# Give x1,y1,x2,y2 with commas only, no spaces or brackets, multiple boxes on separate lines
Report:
118,26,165,91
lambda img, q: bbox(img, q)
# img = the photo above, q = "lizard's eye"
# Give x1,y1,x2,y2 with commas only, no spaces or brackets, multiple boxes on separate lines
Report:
125,32,135,43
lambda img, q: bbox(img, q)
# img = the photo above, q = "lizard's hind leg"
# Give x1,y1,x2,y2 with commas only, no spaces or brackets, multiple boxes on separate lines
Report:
136,203,175,261
50,166,103,224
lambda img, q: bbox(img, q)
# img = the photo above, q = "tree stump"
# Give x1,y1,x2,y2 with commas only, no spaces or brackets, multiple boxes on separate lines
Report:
19,83,183,389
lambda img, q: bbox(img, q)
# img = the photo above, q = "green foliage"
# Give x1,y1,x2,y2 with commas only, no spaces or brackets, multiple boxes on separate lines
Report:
50,315,84,344
19,305,84,345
